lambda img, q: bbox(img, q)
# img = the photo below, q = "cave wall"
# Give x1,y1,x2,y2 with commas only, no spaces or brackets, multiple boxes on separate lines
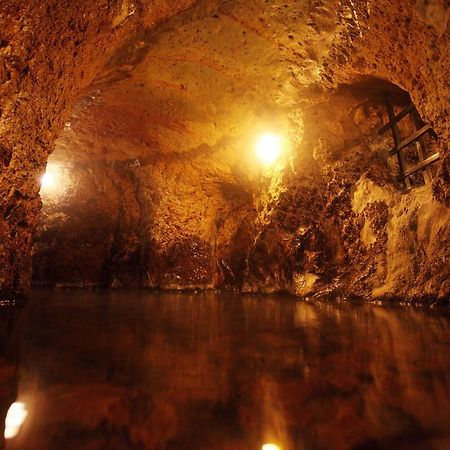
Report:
33,162,143,288
1,0,449,300
0,0,196,298
32,84,449,301
32,151,256,290
322,0,449,206
243,85,449,301
243,0,450,301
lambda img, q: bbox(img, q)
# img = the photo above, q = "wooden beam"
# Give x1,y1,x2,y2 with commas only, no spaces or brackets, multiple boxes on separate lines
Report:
385,95,411,188
378,104,415,135
400,153,440,179
389,124,432,155
410,108,432,184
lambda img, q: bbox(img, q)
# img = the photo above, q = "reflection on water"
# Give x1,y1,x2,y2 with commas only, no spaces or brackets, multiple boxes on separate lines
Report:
262,444,282,450
4,403,28,439
0,290,449,450
0,303,22,450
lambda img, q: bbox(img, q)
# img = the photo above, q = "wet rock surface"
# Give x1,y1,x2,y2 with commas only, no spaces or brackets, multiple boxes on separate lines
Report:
0,0,196,297
0,0,449,301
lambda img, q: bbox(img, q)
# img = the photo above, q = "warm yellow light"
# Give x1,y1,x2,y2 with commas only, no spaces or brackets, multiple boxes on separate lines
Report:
262,444,282,450
4,402,28,439
256,133,283,165
40,170,55,189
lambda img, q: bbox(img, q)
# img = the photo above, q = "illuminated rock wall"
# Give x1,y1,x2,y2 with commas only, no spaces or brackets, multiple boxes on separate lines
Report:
243,84,449,301
1,0,449,301
0,0,196,298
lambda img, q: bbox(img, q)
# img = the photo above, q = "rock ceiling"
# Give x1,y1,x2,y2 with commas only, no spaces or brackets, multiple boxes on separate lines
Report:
54,0,346,165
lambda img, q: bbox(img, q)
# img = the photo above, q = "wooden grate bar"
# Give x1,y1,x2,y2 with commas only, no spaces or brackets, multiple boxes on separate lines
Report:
384,95,411,188
400,153,440,179
411,108,432,184
388,124,432,155
378,104,414,135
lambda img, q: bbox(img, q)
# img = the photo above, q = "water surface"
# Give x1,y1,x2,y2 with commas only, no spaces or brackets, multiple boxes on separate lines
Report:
1,289,450,450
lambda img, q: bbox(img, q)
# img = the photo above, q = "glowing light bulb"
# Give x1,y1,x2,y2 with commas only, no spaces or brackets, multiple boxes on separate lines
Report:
262,444,282,450
4,402,28,439
256,133,283,165
40,170,55,188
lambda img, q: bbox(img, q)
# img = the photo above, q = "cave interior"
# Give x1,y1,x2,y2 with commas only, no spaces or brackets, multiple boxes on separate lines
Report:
0,0,449,449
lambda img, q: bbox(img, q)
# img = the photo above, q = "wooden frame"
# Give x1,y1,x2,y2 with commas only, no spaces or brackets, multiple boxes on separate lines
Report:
378,96,440,188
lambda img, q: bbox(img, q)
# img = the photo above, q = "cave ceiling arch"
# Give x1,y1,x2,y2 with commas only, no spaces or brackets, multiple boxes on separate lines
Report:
53,0,344,168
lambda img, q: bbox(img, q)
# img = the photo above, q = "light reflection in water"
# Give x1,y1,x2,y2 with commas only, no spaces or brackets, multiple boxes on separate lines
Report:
1,290,450,450
4,402,28,439
262,443,282,450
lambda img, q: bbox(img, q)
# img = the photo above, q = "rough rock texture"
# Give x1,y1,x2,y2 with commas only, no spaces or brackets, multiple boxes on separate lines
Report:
0,0,196,298
321,0,450,206
243,85,449,301
1,0,449,301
